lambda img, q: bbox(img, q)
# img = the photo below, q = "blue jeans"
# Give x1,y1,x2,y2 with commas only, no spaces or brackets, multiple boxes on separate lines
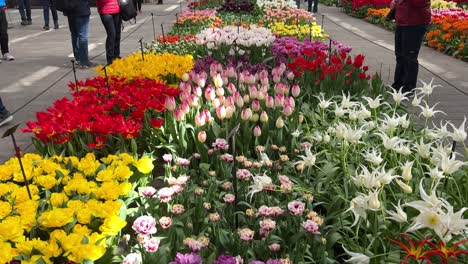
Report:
18,0,32,21
41,0,58,26
393,24,428,92
0,96,7,115
67,15,90,66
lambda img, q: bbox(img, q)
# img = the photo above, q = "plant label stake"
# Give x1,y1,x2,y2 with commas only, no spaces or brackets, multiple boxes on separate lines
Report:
175,13,179,34
309,19,312,40
151,13,156,40
161,23,165,39
1,124,32,199
139,37,145,62
328,38,332,65
321,14,325,29
227,123,241,229
450,141,457,158
101,65,111,96
71,59,78,88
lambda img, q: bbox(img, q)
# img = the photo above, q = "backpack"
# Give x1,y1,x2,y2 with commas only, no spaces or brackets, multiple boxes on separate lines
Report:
119,0,137,21
55,0,79,12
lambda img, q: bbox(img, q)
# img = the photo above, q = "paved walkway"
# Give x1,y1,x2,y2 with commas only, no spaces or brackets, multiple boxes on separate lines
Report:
1,3,467,162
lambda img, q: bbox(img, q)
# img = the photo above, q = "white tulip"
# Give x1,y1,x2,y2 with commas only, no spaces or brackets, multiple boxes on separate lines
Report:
396,179,412,194
386,200,407,223
401,161,414,181
342,246,371,264
418,101,445,119
387,87,410,105
449,117,467,142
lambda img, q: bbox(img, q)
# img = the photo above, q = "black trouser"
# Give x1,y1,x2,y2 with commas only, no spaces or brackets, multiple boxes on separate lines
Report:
0,8,9,54
392,24,428,92
308,0,318,12
133,0,142,11
100,13,121,65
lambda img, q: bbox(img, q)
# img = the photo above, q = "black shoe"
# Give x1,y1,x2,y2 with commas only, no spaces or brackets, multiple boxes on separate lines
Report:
79,61,97,69
54,22,59,29
27,20,32,25
0,111,13,127
21,20,28,26
43,25,50,30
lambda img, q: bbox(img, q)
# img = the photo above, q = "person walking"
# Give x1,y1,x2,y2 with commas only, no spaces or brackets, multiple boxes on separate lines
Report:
307,0,319,13
96,0,121,65
0,96,13,127
0,2,15,61
17,0,32,25
391,0,431,94
63,0,93,68
133,0,142,13
41,0,59,30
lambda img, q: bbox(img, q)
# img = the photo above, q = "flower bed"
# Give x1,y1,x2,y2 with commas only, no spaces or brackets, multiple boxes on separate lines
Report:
4,0,468,263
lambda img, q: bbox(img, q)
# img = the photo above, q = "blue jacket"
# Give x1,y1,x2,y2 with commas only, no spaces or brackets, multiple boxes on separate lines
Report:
0,0,5,7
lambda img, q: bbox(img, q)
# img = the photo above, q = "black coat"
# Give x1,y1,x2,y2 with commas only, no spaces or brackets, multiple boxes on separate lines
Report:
63,0,91,17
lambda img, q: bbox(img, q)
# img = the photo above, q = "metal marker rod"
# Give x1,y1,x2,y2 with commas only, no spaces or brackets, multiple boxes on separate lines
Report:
328,38,332,65
102,65,110,96
71,59,78,88
151,13,156,40
11,134,32,199
161,23,165,38
139,37,145,62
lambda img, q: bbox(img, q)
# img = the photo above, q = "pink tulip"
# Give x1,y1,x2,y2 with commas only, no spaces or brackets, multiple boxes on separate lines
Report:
222,76,228,86
188,95,200,107
164,96,176,111
174,109,185,121
260,75,269,85
275,94,285,107
195,113,206,127
239,73,245,84
283,104,293,116
212,98,221,108
198,78,206,88
226,66,236,78
203,109,213,124
180,101,190,114
272,74,281,83
216,105,227,120
264,96,273,109
198,131,207,143
226,106,235,119
193,86,202,97
287,71,295,80
248,85,258,98
243,94,250,104
251,100,260,112
216,87,225,97
235,96,244,108
285,97,295,108
241,108,252,120
227,83,236,94
253,125,262,137
204,85,215,101
292,84,301,97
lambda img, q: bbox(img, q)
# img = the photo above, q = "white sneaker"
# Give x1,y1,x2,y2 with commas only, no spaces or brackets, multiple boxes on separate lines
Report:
3,53,15,61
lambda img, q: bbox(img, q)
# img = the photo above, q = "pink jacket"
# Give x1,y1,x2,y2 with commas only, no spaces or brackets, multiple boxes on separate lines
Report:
97,0,120,15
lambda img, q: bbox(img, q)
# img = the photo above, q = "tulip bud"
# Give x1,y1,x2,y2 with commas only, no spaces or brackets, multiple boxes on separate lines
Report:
401,161,413,181
260,111,268,123
287,71,295,80
204,86,215,101
273,74,281,83
164,97,176,111
243,94,250,104
212,98,221,108
198,78,206,88
251,100,260,112
227,83,236,94
275,94,284,107
396,179,412,194
216,105,227,120
235,96,244,108
282,104,293,116
253,125,262,137
241,108,252,120
276,116,284,128
193,86,202,97
174,109,185,121
180,101,190,114
291,84,301,97
197,131,207,143
265,96,274,108
195,113,206,127
216,87,225,97
250,113,259,122
298,114,304,123
368,192,381,210
188,95,199,108
181,73,190,82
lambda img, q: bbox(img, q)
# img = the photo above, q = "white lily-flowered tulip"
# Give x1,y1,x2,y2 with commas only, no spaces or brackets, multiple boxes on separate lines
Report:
439,153,466,175
247,172,273,201
418,101,445,119
426,166,445,180
316,93,333,109
363,95,383,109
449,117,467,142
416,78,440,97
414,138,432,159
388,87,410,106
294,144,317,169
396,179,412,194
376,132,406,151
411,93,423,107
347,194,370,226
340,92,357,109
386,200,407,223
401,161,414,181
342,246,371,264
352,166,381,189
441,205,468,240
362,148,383,166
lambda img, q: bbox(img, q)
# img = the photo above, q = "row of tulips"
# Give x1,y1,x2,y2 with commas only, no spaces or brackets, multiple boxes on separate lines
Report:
2,0,467,263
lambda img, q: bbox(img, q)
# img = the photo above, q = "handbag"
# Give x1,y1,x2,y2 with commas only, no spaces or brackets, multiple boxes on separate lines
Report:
119,0,137,21
385,7,396,21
